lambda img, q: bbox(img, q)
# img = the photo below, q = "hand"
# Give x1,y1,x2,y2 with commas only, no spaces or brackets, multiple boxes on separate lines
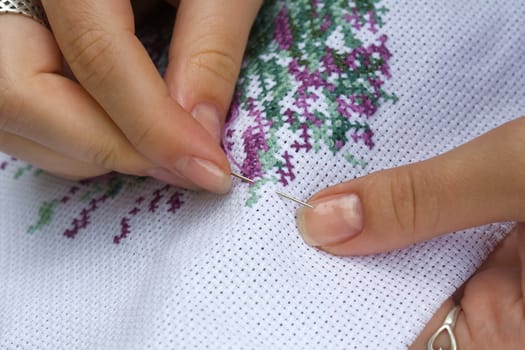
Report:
296,116,525,347
0,0,261,194
296,116,525,254
411,224,525,349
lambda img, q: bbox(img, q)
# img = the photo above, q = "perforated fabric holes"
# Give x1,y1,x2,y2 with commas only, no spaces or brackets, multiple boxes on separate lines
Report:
0,1,524,349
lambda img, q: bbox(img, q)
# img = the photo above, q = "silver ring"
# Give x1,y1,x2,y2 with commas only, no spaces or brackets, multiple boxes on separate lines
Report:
427,304,461,350
0,0,48,27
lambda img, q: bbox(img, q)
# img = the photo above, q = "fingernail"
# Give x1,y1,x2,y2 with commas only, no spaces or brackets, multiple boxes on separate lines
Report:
146,167,199,190
192,103,222,143
297,194,364,247
174,157,231,194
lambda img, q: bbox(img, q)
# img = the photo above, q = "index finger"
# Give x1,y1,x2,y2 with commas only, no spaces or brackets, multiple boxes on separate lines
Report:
297,117,525,255
41,0,231,193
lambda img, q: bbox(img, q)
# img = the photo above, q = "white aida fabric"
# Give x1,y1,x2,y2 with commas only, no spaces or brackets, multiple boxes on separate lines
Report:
0,1,523,348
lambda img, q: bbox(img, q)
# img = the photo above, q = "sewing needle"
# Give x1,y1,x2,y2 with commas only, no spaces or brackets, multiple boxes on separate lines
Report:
231,172,313,208
276,191,314,208
231,172,255,183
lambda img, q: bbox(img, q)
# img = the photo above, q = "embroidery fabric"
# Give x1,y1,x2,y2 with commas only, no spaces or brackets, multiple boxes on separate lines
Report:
225,0,397,206
0,1,524,349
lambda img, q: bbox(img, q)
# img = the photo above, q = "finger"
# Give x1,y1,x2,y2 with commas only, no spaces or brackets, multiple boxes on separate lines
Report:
0,12,197,188
296,117,525,255
0,130,107,179
7,73,161,175
0,14,157,178
6,77,198,191
409,298,456,350
451,226,523,302
411,227,524,349
4,76,199,189
451,231,524,349
1,81,198,187
165,0,262,142
41,1,232,193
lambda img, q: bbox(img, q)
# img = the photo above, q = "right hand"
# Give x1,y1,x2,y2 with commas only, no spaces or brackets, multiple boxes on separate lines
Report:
297,117,525,254
295,116,525,347
0,1,259,194
410,224,525,349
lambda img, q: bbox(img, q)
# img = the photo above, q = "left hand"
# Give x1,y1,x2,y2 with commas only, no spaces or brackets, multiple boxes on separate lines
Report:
0,0,261,192
162,0,263,144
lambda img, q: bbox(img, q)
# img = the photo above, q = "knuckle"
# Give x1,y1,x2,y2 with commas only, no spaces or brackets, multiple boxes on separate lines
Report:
462,268,517,321
382,166,439,237
92,144,117,170
128,118,158,151
89,141,119,170
63,27,115,88
187,44,240,87
83,134,146,175
384,167,422,236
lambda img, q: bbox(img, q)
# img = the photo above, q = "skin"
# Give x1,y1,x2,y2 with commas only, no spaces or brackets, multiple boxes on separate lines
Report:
298,117,525,348
0,0,262,193
1,2,523,347
411,224,525,349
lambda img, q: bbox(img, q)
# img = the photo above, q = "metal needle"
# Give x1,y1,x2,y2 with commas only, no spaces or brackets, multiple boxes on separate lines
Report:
231,172,313,208
231,172,255,183
276,191,314,208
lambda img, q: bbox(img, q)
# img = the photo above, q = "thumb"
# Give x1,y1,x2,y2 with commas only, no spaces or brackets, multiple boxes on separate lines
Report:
297,117,525,256
165,0,262,142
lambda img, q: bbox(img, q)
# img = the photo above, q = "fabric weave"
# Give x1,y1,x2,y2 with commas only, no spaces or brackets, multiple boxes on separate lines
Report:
1,1,524,348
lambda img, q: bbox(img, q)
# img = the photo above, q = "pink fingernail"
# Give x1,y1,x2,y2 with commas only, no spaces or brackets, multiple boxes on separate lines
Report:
297,194,364,247
174,157,231,194
192,103,222,143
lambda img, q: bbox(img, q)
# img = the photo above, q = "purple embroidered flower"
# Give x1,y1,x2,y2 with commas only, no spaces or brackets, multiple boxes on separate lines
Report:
241,127,265,179
221,0,396,205
367,10,378,33
344,9,362,30
320,14,332,31
274,7,293,50
276,151,295,186
322,48,342,75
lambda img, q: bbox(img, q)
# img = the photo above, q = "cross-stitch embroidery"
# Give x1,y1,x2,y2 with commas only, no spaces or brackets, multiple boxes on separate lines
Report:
224,0,397,206
3,162,187,244
0,0,396,237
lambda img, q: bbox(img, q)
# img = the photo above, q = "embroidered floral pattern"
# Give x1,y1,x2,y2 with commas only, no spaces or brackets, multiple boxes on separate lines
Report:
1,0,396,236
224,0,397,205
0,156,187,244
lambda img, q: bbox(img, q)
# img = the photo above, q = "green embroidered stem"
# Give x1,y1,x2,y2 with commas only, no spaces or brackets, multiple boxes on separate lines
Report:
245,178,277,208
27,200,59,234
14,164,33,179
224,0,396,206
344,153,368,168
